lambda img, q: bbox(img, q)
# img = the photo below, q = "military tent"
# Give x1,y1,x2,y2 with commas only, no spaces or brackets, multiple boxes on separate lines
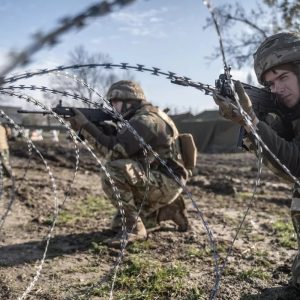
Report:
170,110,242,153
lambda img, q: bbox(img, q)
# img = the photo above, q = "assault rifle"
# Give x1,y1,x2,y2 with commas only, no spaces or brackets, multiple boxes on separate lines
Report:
18,102,116,124
171,72,300,123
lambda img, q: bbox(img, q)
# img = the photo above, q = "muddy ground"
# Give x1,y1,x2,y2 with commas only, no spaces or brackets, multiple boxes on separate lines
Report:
0,139,299,300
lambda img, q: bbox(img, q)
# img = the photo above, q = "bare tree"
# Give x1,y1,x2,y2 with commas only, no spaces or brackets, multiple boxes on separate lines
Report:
264,0,300,31
49,46,134,107
204,1,300,68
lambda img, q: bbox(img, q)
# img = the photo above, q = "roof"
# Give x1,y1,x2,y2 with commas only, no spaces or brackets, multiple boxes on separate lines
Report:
194,110,224,121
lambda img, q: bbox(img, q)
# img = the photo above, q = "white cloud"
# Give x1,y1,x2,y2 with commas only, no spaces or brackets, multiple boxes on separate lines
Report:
110,8,169,38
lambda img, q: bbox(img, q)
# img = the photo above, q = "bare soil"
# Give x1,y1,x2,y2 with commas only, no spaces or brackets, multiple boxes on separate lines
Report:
0,139,300,300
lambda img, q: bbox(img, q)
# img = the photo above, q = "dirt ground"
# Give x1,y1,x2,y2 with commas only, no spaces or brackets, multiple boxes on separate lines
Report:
0,139,300,300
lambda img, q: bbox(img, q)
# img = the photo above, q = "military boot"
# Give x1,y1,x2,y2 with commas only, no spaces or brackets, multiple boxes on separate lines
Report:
157,195,189,232
110,210,123,233
105,213,147,248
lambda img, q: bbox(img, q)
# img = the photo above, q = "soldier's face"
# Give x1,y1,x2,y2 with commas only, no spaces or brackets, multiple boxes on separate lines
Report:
111,99,123,113
264,68,300,108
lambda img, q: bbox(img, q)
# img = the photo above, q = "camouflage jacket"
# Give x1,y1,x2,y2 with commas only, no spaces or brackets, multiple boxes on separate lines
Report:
80,102,188,181
244,114,300,182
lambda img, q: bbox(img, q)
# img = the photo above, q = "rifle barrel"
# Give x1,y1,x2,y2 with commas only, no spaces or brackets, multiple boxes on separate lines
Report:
17,110,51,114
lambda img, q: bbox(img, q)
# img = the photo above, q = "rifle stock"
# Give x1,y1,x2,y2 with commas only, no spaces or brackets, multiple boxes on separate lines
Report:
239,82,280,121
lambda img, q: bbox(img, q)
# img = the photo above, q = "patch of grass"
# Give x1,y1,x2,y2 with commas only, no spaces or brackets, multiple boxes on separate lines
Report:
187,245,211,258
239,267,270,281
89,242,109,255
187,243,227,261
43,195,114,226
78,195,115,218
127,240,156,253
273,219,297,249
90,255,195,299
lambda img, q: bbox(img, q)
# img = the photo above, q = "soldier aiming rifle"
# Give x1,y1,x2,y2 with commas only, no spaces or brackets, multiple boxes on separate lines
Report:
66,80,197,247
213,31,300,289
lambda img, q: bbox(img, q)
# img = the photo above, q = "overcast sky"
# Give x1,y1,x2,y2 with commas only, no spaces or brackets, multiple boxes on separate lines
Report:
0,0,258,113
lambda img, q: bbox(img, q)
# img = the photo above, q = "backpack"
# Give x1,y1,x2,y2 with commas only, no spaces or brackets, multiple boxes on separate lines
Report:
153,107,197,171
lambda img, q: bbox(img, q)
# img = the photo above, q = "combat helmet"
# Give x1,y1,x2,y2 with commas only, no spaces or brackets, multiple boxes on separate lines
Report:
106,80,146,102
254,32,300,84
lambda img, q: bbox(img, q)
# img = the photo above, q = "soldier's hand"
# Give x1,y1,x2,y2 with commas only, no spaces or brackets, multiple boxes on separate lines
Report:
213,92,245,124
68,108,89,131
213,81,259,128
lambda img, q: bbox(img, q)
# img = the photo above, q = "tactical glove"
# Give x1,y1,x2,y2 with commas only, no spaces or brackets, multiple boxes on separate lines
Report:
68,108,89,131
213,81,258,126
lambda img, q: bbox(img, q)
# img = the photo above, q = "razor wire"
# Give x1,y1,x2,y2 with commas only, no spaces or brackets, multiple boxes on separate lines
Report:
50,65,300,297
4,61,298,298
0,82,165,299
0,88,157,300
1,63,216,96
210,89,300,299
2,62,220,261
0,90,131,300
202,0,257,297
50,71,154,299
210,139,263,300
0,0,286,297
201,0,300,297
1,81,220,299
3,61,300,298
1,90,125,300
0,0,136,81
50,70,153,299
0,106,60,300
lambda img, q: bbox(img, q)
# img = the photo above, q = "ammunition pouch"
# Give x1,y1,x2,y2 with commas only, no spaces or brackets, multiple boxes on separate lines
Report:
177,133,197,170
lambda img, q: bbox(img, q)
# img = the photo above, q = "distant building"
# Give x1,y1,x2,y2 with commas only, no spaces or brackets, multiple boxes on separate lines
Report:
0,105,23,125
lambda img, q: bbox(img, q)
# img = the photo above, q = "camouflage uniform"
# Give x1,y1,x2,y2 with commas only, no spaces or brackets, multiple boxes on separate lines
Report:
0,124,13,178
78,81,189,244
244,32,300,287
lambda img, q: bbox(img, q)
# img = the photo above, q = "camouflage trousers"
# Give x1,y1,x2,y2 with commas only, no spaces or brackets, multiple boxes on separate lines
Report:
101,159,183,219
0,149,13,178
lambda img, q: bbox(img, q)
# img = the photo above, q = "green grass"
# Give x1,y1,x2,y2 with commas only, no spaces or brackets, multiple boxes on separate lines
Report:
43,195,114,226
273,219,297,249
239,267,270,280
89,242,109,255
187,245,211,258
88,255,202,299
127,240,157,253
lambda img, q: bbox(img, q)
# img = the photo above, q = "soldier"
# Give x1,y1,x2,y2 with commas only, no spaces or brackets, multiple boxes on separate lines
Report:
213,32,300,288
0,122,13,178
68,80,194,247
